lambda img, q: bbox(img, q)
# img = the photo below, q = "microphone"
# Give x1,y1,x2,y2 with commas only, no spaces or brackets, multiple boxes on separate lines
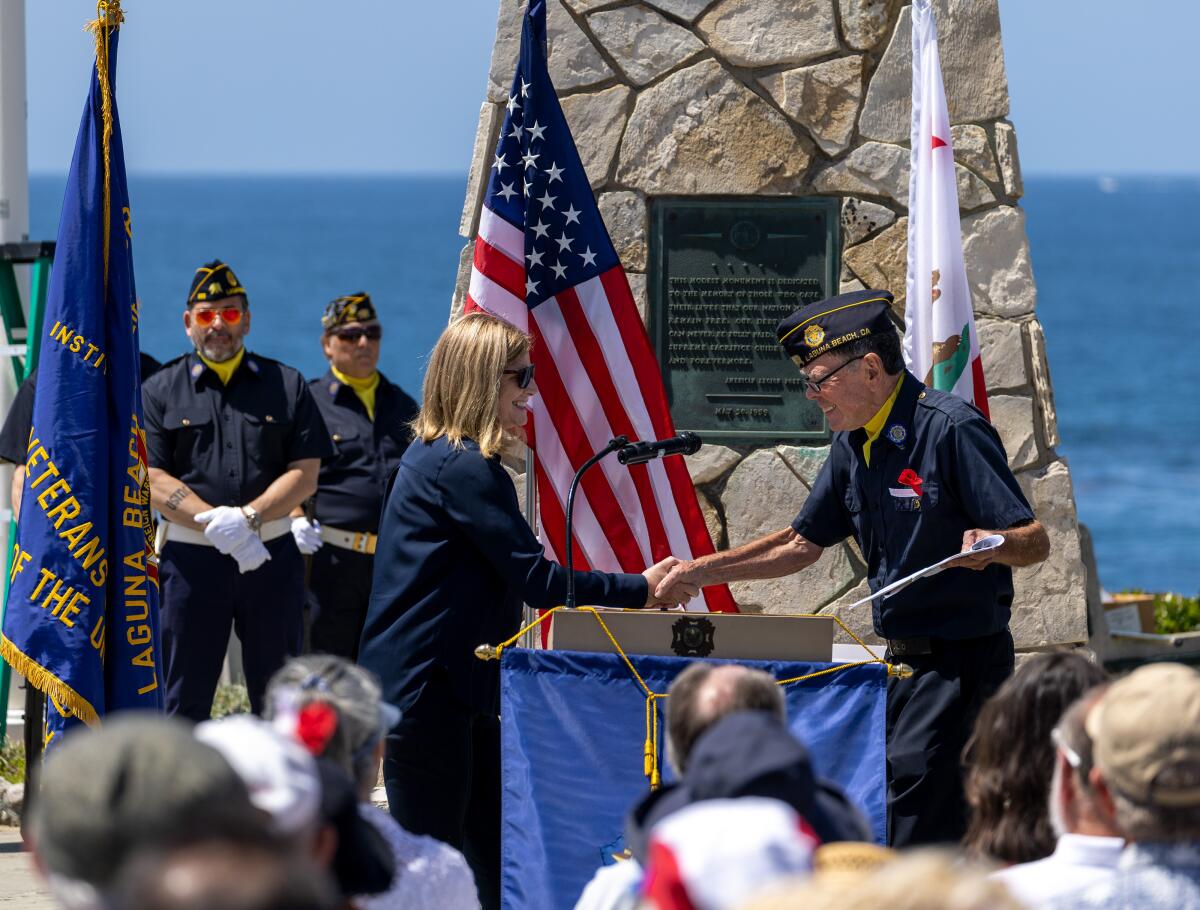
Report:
617,432,702,466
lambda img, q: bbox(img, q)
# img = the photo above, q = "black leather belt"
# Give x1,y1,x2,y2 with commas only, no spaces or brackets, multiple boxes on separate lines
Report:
886,636,933,657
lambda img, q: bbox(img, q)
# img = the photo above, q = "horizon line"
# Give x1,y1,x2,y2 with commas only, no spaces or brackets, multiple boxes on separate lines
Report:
26,169,1200,181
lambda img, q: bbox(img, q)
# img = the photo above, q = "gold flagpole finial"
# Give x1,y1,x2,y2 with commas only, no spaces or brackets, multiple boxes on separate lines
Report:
84,0,124,289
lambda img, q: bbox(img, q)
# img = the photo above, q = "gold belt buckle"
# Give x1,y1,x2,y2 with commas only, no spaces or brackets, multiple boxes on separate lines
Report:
352,531,369,553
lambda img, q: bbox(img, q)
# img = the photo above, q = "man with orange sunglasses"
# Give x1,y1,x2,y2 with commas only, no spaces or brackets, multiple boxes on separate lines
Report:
142,259,333,720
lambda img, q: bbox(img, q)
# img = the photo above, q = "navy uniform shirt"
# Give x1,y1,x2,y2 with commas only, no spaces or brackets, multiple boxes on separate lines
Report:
0,354,162,465
142,351,333,507
793,371,1034,641
308,369,419,533
360,435,648,716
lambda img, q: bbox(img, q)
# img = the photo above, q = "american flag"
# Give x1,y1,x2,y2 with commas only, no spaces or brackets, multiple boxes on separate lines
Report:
465,0,736,613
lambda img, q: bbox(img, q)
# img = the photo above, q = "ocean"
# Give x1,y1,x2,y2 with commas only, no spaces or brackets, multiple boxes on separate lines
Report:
26,174,1200,595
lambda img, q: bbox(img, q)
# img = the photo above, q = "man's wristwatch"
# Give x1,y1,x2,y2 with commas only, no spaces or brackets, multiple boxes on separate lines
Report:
241,505,263,533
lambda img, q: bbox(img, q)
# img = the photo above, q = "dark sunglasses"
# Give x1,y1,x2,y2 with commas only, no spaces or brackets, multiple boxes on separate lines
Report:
192,306,244,328
794,354,865,394
503,363,536,389
333,325,383,343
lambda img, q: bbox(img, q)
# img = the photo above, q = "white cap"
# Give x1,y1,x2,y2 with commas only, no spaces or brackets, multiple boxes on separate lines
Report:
643,798,817,909
195,715,321,837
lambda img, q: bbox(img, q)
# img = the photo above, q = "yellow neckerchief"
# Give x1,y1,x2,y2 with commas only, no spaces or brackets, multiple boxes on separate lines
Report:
198,346,245,386
861,375,904,466
331,365,381,421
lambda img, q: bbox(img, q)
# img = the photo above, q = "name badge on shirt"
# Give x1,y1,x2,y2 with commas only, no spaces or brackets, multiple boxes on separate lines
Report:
889,487,921,511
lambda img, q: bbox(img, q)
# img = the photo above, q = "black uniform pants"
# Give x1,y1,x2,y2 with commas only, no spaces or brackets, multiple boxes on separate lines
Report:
160,537,305,721
383,671,499,910
307,546,374,660
886,628,1014,847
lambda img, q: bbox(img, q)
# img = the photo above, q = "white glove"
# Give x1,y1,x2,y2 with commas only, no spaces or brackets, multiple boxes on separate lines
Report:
291,517,323,555
195,506,253,555
230,534,271,574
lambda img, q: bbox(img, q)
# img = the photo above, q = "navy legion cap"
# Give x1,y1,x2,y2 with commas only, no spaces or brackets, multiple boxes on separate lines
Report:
776,289,896,366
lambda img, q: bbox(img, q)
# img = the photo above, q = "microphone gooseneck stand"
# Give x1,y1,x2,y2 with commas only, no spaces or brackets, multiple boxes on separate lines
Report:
564,436,628,611
563,433,704,611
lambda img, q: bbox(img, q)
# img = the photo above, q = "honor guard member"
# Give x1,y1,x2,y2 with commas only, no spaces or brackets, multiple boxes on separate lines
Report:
654,290,1050,847
142,261,334,720
289,293,419,659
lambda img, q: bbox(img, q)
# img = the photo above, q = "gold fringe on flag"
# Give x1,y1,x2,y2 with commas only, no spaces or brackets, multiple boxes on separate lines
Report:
84,0,124,290
0,635,100,727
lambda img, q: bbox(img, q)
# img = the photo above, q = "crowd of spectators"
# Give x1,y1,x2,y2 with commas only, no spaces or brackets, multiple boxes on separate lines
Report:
17,647,1200,909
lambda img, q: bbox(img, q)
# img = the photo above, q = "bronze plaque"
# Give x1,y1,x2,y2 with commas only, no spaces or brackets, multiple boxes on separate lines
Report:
649,198,840,442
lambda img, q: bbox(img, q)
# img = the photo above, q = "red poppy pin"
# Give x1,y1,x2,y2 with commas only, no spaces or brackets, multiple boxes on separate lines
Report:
296,701,338,756
897,468,924,497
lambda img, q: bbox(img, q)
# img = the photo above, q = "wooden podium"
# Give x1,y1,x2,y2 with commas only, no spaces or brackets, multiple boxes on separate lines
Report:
547,608,835,663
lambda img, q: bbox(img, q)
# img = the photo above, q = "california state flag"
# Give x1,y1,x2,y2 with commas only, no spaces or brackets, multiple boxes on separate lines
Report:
903,0,989,418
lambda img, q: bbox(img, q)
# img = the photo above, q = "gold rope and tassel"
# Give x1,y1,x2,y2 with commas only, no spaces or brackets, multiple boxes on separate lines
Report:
84,0,124,290
476,607,907,790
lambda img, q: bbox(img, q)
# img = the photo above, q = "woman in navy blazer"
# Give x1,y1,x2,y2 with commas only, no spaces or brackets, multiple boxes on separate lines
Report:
359,313,691,908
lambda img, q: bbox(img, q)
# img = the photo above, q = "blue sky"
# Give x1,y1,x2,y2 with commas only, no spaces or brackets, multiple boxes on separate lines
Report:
24,1,1200,176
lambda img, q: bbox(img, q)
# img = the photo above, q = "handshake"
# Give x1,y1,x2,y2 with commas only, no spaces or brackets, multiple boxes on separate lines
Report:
641,556,700,608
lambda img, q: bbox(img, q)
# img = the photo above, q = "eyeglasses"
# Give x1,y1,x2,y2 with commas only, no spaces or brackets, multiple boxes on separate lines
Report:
333,325,382,343
1051,726,1092,778
795,354,865,394
192,306,244,328
503,363,536,389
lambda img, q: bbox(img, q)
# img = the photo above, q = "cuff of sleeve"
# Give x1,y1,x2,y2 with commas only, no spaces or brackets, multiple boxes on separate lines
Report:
790,516,841,549
618,575,649,608
996,508,1036,531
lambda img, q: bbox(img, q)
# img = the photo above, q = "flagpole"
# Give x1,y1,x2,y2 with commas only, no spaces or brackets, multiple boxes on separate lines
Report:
0,0,29,744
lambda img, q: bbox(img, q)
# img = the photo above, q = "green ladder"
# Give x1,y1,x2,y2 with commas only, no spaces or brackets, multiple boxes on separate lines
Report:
0,241,54,745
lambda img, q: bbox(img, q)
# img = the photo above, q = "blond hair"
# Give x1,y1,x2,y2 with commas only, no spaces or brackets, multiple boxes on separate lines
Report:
741,850,1022,910
412,312,532,459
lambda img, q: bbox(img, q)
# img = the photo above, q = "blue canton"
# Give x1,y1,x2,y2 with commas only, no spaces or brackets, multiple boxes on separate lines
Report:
482,0,619,308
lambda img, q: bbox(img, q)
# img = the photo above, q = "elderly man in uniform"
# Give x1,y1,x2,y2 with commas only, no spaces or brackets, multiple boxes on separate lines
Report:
143,260,333,720
289,293,419,659
656,289,1050,847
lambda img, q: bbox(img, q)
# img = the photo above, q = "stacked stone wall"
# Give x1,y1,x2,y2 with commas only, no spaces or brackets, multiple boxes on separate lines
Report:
454,0,1088,648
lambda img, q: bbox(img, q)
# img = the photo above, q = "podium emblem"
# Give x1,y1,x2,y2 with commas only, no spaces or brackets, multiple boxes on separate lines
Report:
671,616,716,657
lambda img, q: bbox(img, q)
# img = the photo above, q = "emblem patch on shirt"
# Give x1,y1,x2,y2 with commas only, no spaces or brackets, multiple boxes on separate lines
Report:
804,324,825,347
886,424,907,445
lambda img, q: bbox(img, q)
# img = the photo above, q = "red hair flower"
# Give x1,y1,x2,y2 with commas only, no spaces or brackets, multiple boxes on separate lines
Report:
296,701,338,756
897,469,923,497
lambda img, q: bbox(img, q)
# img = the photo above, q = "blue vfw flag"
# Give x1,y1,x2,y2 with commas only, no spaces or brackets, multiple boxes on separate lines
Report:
1,4,161,731
500,650,887,909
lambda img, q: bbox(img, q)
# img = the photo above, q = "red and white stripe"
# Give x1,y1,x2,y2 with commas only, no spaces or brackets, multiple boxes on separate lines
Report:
467,206,737,613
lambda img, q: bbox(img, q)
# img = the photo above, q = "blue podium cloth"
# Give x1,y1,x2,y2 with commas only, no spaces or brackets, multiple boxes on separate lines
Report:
499,649,886,909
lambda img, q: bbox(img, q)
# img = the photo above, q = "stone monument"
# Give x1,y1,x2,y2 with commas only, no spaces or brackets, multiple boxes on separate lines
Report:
452,0,1088,649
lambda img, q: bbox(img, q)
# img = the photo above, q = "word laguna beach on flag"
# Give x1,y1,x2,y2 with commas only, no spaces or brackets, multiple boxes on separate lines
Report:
904,0,989,417
465,1,735,613
1,3,161,733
